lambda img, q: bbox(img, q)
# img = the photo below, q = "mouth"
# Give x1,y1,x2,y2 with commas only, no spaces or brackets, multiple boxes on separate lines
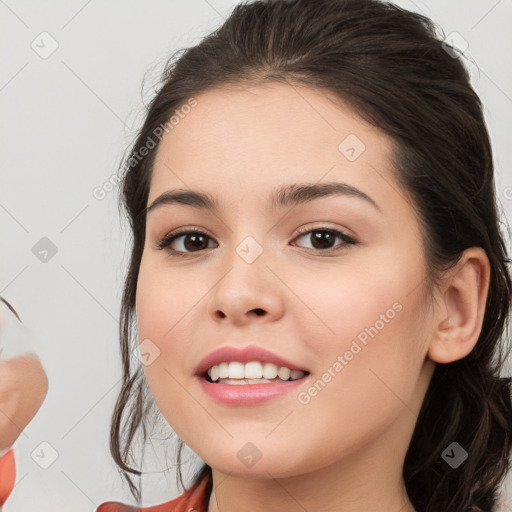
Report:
202,361,310,385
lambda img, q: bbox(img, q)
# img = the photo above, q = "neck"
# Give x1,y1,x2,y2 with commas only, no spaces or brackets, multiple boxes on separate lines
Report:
207,468,415,512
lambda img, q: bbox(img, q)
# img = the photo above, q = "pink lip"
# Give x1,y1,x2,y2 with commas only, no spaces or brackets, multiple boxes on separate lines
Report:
194,344,309,377
197,376,309,406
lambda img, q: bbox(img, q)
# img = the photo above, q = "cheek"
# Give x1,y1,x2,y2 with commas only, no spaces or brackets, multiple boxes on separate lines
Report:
136,255,197,341
288,287,427,470
292,250,429,399
135,257,205,418
291,255,411,352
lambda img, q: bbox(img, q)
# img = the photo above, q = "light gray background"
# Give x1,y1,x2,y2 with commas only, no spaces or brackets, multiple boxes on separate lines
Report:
1,0,512,510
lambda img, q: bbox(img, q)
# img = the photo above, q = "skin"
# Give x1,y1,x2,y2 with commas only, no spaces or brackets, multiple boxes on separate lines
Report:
136,81,490,512
0,355,48,452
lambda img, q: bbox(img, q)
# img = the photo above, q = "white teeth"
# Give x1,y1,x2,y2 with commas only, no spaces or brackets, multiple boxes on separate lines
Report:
277,367,291,381
218,362,229,379
206,361,306,383
262,363,278,379
245,361,263,379
228,361,245,379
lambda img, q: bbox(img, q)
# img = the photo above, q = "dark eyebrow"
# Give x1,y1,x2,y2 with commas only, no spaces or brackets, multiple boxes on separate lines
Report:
146,181,380,215
272,182,380,212
146,188,220,215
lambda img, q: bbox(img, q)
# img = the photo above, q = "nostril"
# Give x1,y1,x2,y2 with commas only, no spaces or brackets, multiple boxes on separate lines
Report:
253,308,265,316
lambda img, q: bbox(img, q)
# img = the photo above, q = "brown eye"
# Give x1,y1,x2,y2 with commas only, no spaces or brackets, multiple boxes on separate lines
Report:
293,228,357,253
157,229,217,255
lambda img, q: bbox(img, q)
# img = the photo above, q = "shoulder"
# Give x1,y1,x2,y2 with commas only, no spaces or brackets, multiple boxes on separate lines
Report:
96,469,212,512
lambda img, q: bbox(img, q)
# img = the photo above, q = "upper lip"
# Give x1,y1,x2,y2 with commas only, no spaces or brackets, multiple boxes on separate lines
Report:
194,344,309,376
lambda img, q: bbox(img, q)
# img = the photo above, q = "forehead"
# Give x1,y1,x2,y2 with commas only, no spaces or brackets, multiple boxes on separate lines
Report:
148,81,400,213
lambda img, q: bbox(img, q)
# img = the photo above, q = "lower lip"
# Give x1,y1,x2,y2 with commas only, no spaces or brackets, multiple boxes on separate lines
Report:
197,375,309,406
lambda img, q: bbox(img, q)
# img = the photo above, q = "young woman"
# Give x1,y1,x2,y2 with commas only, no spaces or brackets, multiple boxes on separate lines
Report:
100,0,512,510
3,0,509,510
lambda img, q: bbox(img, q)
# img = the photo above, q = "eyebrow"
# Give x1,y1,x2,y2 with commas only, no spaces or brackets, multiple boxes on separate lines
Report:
145,181,381,215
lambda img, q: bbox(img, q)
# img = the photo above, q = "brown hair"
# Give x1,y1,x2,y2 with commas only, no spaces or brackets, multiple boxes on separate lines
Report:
110,1,512,510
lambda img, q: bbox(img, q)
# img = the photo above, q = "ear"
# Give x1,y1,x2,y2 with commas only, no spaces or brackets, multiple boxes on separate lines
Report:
427,247,491,364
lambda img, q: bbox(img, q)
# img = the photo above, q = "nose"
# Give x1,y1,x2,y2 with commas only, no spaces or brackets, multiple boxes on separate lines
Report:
206,249,285,326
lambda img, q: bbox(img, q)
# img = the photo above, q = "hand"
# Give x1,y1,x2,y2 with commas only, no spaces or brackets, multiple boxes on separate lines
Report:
0,354,48,452
0,298,48,452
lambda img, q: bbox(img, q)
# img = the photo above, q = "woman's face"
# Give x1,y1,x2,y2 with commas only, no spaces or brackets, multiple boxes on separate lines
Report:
136,82,437,479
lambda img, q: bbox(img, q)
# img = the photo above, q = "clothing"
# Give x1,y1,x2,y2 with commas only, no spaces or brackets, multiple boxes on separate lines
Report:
97,470,212,512
0,448,211,511
0,448,15,510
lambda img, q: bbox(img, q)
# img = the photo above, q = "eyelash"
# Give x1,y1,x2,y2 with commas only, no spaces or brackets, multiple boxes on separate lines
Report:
156,225,358,257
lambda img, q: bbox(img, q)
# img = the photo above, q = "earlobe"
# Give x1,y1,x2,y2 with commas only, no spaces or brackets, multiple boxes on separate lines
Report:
427,247,490,364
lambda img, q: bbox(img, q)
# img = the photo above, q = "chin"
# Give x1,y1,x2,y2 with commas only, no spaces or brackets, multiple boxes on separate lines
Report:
199,445,305,479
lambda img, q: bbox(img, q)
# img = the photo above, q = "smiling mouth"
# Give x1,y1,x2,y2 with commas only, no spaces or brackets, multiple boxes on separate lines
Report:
203,361,309,385
204,375,309,385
